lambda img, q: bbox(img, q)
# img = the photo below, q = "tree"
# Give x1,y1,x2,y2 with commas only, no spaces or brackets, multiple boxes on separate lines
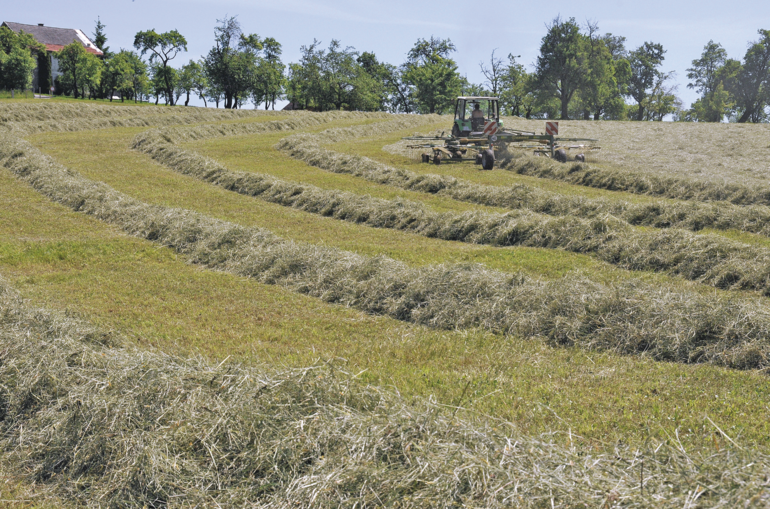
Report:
286,39,380,111
256,37,284,109
383,64,414,113
729,29,770,123
686,40,737,122
534,16,589,119
357,51,390,111
643,72,679,121
148,62,177,105
102,50,135,101
578,22,628,120
178,60,207,106
323,40,376,110
92,17,111,58
134,28,187,105
203,16,260,109
403,37,462,114
123,51,148,103
497,54,527,116
687,41,727,97
628,42,666,120
91,17,113,99
479,49,505,96
56,42,87,98
0,26,44,93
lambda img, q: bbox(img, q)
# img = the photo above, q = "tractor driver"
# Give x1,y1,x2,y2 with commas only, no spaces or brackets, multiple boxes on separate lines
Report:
471,103,484,119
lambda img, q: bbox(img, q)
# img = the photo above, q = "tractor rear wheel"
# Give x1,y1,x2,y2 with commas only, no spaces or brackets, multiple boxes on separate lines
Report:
481,149,495,170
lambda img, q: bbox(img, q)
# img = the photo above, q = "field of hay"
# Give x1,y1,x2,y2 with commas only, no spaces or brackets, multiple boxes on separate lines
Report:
1,99,770,507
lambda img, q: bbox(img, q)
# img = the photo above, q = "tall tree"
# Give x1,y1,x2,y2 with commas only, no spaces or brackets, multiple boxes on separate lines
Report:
56,43,88,98
403,36,461,114
579,22,629,120
643,72,679,121
497,54,527,116
357,51,390,111
729,29,770,123
479,49,505,96
257,37,285,109
687,41,733,122
133,28,187,105
628,42,666,120
179,59,207,106
534,16,588,119
102,50,134,101
92,17,111,58
203,16,260,109
0,27,43,93
124,51,148,103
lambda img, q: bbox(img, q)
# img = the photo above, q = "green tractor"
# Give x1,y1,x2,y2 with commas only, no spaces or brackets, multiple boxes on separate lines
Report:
451,96,502,139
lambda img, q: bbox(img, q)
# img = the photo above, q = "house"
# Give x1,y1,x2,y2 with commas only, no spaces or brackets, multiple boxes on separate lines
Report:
1,21,103,93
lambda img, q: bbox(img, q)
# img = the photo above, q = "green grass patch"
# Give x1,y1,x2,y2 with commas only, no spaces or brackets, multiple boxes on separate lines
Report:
28,125,604,279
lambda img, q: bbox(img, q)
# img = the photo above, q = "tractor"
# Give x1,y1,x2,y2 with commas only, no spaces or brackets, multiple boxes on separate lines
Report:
404,96,599,170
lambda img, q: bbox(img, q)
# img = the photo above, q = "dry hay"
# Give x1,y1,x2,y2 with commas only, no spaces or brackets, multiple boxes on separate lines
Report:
4,133,770,371
135,110,396,147
136,118,770,297
495,117,770,207
0,103,293,136
0,101,276,124
3,277,769,507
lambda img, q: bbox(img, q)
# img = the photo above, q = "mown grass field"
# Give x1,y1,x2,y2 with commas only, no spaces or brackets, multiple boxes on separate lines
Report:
2,99,770,506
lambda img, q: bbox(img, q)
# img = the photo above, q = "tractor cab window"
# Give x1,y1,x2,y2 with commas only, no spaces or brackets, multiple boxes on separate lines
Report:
455,99,467,121
486,101,498,120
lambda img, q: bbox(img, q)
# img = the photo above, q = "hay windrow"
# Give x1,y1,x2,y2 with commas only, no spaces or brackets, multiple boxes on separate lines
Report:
137,122,770,297
0,104,294,136
3,277,769,507
0,101,277,125
133,110,396,147
4,133,770,372
498,151,770,207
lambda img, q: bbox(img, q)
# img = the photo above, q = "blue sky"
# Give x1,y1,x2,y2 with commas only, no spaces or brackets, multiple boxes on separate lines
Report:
3,0,769,110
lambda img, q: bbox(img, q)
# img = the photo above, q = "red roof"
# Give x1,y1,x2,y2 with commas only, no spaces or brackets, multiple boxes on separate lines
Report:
44,43,103,55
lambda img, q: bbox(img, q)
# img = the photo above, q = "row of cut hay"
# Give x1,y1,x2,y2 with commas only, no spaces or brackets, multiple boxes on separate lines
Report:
4,133,770,371
136,110,401,147
0,108,295,137
3,281,769,508
499,150,770,207
139,124,770,297
0,101,281,124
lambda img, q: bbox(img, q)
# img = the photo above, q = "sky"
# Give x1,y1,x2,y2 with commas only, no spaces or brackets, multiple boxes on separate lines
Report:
3,0,769,110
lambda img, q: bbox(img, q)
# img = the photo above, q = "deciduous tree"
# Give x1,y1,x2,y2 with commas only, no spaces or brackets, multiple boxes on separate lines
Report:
534,16,588,119
729,29,770,123
0,26,44,93
203,16,259,109
403,36,461,114
134,28,187,105
628,42,666,120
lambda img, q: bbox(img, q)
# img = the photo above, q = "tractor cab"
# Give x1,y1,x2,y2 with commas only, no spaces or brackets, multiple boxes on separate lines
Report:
452,97,501,138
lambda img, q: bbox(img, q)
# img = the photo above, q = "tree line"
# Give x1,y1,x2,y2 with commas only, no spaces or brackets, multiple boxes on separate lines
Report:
1,15,768,122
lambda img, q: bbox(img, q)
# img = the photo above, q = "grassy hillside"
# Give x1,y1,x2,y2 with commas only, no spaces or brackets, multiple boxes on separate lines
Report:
2,101,770,506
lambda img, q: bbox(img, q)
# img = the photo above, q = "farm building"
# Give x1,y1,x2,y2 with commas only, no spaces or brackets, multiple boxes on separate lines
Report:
1,21,103,93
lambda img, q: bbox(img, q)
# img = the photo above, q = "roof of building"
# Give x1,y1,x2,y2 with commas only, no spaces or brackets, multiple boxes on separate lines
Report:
1,21,104,56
